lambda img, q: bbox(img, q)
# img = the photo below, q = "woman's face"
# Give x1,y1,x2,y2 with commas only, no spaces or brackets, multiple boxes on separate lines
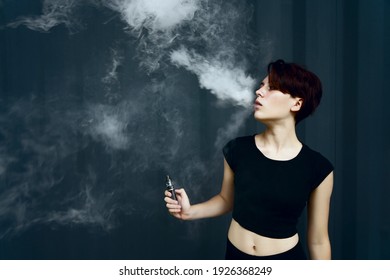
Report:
253,76,302,124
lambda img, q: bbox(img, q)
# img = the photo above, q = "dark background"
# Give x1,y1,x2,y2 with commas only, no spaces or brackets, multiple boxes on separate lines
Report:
0,0,389,260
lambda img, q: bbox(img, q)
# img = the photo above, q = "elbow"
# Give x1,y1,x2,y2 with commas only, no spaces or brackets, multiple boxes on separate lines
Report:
219,193,233,214
307,237,332,260
307,233,330,249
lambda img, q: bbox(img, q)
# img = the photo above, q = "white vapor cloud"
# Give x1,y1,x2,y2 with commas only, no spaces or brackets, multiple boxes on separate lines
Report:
107,0,201,32
83,103,132,150
170,47,256,107
102,0,203,73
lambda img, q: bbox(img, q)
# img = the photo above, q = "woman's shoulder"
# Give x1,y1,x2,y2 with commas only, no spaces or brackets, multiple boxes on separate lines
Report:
301,144,327,158
223,135,255,170
226,134,254,144
223,135,253,150
301,144,334,169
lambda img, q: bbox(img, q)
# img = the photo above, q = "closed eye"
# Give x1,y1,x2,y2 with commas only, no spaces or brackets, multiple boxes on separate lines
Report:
260,82,271,91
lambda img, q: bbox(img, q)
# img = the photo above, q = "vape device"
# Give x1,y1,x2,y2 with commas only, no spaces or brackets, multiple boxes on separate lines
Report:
165,175,177,201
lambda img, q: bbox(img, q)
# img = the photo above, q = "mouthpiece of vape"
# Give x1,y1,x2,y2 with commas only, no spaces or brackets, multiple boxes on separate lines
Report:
166,175,177,201
166,175,172,187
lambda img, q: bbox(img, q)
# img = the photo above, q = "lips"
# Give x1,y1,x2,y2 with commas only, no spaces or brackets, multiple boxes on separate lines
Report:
254,99,262,106
253,100,262,111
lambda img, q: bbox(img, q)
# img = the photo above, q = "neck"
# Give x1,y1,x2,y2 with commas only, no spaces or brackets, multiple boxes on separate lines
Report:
259,122,301,151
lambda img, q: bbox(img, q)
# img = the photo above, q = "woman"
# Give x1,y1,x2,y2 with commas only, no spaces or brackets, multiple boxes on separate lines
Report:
164,59,334,260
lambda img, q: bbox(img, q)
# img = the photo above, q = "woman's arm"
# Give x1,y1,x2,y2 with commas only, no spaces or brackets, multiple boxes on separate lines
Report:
164,158,234,220
306,171,334,260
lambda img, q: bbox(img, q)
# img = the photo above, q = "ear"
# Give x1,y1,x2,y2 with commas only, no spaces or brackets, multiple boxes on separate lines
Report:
291,98,303,112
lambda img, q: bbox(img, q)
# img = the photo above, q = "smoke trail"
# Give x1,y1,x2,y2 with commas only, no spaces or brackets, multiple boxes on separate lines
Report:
103,0,261,82
214,109,253,148
0,99,135,238
43,168,124,230
7,0,82,33
102,48,123,86
0,100,73,237
7,0,260,106
101,47,124,104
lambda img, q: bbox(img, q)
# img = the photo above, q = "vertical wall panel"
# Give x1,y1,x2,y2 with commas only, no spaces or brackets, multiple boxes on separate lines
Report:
381,0,390,259
304,0,339,258
356,0,386,259
339,0,359,259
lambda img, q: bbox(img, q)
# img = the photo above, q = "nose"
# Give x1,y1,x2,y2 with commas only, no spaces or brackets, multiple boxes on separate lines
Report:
256,88,265,97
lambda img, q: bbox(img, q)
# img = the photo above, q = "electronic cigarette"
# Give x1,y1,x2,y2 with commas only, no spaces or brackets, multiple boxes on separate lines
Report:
165,175,177,201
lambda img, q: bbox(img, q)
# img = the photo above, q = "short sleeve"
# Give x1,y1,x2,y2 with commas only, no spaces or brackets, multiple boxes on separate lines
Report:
311,153,334,190
222,138,237,171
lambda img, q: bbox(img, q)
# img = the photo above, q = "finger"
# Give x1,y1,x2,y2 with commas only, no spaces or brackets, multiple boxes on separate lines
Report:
166,202,181,209
164,197,179,204
175,188,184,194
175,188,187,198
168,207,182,213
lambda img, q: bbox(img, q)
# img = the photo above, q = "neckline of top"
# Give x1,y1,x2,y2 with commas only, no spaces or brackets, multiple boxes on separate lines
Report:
252,134,305,162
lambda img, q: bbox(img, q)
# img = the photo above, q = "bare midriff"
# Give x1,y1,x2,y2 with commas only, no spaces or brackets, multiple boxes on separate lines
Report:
227,219,299,256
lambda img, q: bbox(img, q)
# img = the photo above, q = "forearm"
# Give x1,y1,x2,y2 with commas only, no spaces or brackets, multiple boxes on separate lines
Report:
307,172,334,260
182,193,232,220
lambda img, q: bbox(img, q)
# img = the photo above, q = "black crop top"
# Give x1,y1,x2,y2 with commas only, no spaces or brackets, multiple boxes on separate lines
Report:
223,135,334,239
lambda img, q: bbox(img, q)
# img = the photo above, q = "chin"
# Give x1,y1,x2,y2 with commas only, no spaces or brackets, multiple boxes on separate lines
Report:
253,110,263,120
253,113,265,123
253,112,274,125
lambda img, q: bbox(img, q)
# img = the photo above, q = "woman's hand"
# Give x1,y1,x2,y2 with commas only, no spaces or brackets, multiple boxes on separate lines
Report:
164,188,191,220
164,159,234,221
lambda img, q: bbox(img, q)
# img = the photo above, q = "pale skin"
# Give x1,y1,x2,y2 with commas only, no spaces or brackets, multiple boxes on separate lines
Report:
165,76,334,259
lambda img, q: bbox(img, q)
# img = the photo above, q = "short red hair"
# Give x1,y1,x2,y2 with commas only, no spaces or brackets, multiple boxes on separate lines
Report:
267,59,323,124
